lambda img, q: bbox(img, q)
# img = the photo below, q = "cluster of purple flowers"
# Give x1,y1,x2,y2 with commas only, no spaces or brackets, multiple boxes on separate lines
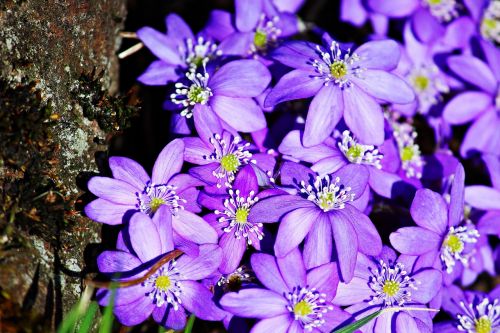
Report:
85,0,500,332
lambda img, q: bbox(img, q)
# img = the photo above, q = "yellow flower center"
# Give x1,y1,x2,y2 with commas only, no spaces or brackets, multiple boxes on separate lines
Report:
220,154,240,172
475,316,492,333
188,85,208,103
155,276,171,291
293,300,313,317
382,280,400,297
401,147,415,162
330,61,348,79
445,234,464,253
427,0,442,5
254,31,267,48
235,208,249,224
150,197,165,213
347,145,363,159
319,192,335,211
413,75,430,91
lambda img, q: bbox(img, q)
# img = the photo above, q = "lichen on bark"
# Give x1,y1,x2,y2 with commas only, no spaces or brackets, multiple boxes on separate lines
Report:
0,0,134,331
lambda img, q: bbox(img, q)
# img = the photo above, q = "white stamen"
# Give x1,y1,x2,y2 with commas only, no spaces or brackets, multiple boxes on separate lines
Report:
182,36,222,70
170,70,212,118
300,175,355,212
407,64,449,114
392,123,424,179
481,1,500,44
143,260,183,309
286,286,333,331
338,130,383,169
137,182,185,215
457,298,500,332
440,225,480,274
423,0,458,22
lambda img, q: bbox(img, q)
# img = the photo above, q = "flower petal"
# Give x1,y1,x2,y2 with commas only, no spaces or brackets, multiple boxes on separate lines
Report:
251,253,288,294
352,70,415,104
443,92,492,125
465,185,500,210
332,164,369,199
193,104,223,146
340,206,382,256
179,280,226,320
235,0,262,31
136,27,182,65
342,85,384,145
109,157,150,190
152,205,174,253
355,40,400,71
264,69,322,107
138,61,180,86
113,295,155,326
153,305,186,330
97,250,141,274
250,315,291,333
129,212,162,263
367,0,419,17
461,109,500,157
211,96,266,132
307,263,339,301
448,163,465,227
165,14,194,42
88,177,138,205
330,213,358,282
396,312,419,332
411,269,442,304
410,189,449,234
173,209,218,244
275,207,319,257
390,227,441,255
303,86,344,147
279,130,340,163
277,248,307,289
152,139,184,184
333,277,372,306
303,213,332,270
219,233,246,274
271,41,321,70
220,289,288,318
249,194,315,224
210,60,271,97
176,244,222,280
84,199,133,225
448,55,497,94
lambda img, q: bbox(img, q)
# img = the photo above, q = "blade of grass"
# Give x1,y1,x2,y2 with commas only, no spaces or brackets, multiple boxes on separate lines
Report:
98,283,117,333
183,314,196,333
77,302,99,333
57,286,94,333
331,310,382,333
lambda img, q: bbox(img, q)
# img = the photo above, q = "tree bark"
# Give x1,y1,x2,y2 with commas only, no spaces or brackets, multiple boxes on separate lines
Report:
0,0,130,331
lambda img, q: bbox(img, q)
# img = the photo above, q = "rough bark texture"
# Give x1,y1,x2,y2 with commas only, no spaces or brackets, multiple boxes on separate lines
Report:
0,0,133,331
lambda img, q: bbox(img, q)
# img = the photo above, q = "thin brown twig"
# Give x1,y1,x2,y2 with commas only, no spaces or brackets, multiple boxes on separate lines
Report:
84,249,183,289
118,42,144,59
120,31,138,39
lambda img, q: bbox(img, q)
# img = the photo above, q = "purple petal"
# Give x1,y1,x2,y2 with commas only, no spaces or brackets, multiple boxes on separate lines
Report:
233,165,259,197
341,0,368,26
279,130,340,163
277,248,307,289
179,280,226,320
250,315,291,333
478,211,500,235
461,109,500,157
85,199,132,225
448,163,465,227
390,227,441,255
355,40,400,71
165,14,194,42
152,205,174,253
480,39,500,81
303,86,344,147
279,161,316,187
129,212,161,262
303,213,332,269
307,263,339,301
182,137,212,165
271,41,321,70
312,156,348,176
113,295,155,326
193,104,223,146
275,207,319,257
211,96,266,132
173,209,218,244
396,312,419,332
411,8,444,43
152,139,184,184
153,305,186,330
330,213,358,282
265,69,322,107
341,205,382,256
443,91,492,125
176,243,222,280
320,306,352,333
333,277,372,306
97,250,141,273
204,10,235,41
448,55,497,94
249,194,315,223
342,85,384,145
220,289,288,318
465,185,500,210
88,177,137,205
251,253,288,294
138,61,180,85
136,27,182,65
109,156,149,190
219,233,246,274
484,154,500,189
189,163,219,186
235,0,262,31
411,269,442,303
218,31,254,56
410,189,449,234
352,70,415,104
332,164,370,198
367,0,419,17
210,60,271,97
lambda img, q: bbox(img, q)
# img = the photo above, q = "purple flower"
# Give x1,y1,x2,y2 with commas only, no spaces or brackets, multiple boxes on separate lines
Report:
248,162,381,282
464,0,500,44
434,284,500,332
183,130,276,189
220,249,351,333
340,0,389,36
333,246,442,333
137,14,222,85
204,0,301,57
167,59,271,133
390,164,481,282
96,210,225,329
199,165,283,274
443,42,500,157
265,34,414,146
85,139,218,245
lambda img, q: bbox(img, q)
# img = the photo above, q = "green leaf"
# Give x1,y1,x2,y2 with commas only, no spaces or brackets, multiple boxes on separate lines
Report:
77,302,99,333
183,314,196,333
98,284,117,333
331,310,383,333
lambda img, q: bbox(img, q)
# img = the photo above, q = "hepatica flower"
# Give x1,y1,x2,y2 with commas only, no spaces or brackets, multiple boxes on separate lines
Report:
266,35,414,146
167,59,271,133
333,247,442,332
85,140,218,245
390,164,480,278
443,45,500,157
220,249,351,333
96,210,225,329
137,14,222,85
249,162,382,281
